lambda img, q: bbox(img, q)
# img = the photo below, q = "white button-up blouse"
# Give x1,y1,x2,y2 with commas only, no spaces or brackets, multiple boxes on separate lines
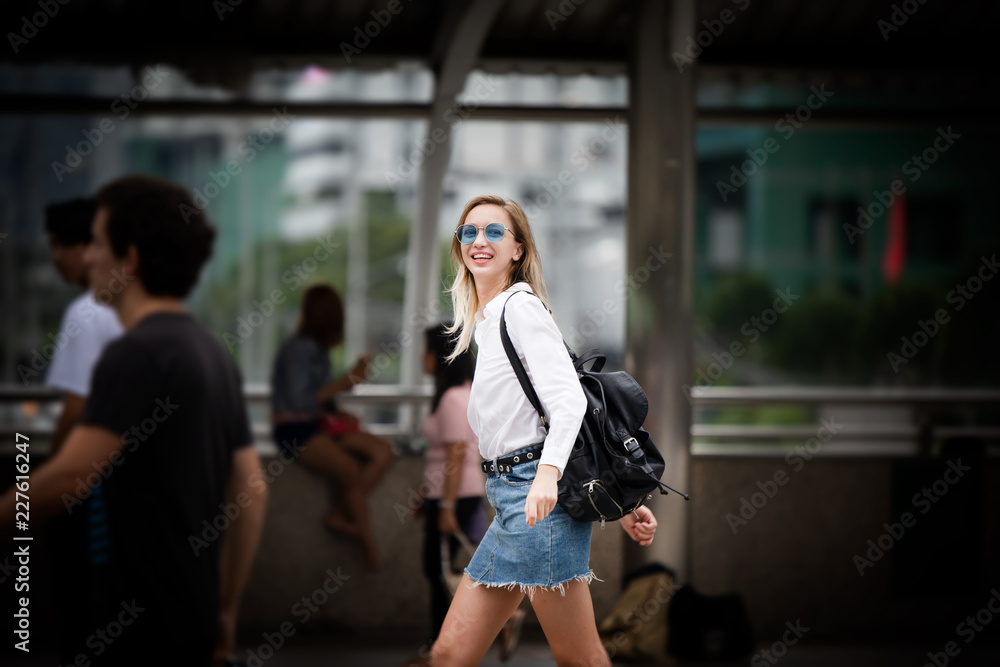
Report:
468,282,587,478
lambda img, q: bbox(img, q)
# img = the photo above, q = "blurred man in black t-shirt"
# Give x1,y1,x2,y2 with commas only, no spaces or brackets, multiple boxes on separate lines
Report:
1,174,268,666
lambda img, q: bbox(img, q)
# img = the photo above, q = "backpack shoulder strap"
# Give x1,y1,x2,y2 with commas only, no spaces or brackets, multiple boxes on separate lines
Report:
499,291,548,429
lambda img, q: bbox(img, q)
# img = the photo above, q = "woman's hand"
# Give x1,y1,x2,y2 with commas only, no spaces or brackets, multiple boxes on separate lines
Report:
524,465,560,527
410,492,425,519
620,505,657,546
322,355,373,402
348,355,371,387
438,506,460,535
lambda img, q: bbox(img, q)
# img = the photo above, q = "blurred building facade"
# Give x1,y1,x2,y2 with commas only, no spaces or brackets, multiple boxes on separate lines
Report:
1,0,998,654
3,64,996,393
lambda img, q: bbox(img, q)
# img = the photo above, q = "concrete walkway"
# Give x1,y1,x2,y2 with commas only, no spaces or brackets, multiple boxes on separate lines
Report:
11,627,1000,666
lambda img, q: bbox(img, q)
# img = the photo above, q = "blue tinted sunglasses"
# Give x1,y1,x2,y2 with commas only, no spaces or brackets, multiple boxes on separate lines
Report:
455,223,511,244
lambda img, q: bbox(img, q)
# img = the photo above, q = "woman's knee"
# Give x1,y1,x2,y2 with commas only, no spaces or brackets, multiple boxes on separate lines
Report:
367,432,395,455
429,638,479,667
302,440,360,479
551,642,610,667
428,638,454,666
361,434,395,468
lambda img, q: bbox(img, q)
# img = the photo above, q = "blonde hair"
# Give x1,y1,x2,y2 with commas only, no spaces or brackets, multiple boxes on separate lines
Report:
446,195,550,361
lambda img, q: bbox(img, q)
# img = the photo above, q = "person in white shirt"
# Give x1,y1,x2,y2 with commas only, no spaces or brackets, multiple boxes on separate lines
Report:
40,196,123,666
431,195,658,667
44,197,124,451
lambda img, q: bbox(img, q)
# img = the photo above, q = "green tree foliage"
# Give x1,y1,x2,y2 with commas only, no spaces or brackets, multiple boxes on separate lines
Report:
702,270,776,350
765,289,863,382
857,280,940,383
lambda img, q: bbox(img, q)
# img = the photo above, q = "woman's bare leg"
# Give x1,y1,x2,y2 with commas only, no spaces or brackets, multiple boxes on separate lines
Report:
299,433,382,572
430,575,524,667
337,429,395,493
297,434,379,568
530,579,610,667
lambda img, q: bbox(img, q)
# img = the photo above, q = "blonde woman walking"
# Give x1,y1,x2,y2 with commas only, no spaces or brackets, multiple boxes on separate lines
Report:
431,196,658,667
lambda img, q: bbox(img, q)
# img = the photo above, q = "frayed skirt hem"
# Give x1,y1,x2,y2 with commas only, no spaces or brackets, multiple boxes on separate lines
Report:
462,569,601,601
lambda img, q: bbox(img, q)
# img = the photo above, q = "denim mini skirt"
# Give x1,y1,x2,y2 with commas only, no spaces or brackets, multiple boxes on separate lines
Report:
465,445,596,599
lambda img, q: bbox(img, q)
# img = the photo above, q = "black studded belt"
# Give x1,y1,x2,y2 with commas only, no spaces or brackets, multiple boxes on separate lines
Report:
481,445,544,475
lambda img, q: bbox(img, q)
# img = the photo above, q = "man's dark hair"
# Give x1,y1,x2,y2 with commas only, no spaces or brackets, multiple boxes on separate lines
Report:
44,197,97,246
298,284,344,349
96,174,216,299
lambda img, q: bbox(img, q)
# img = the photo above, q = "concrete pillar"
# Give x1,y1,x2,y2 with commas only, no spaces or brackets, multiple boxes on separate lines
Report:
624,0,696,581
399,0,503,394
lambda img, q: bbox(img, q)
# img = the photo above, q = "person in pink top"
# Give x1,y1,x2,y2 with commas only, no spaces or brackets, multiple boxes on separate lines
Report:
415,322,486,657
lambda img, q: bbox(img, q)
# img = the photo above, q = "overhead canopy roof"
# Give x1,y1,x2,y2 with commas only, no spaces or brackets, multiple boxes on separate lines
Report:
1,0,996,91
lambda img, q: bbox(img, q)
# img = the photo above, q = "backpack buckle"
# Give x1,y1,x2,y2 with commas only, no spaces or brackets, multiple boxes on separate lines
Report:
623,437,639,453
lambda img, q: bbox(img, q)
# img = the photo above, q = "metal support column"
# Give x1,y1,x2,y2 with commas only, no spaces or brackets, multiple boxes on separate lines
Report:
399,0,503,395
625,0,696,581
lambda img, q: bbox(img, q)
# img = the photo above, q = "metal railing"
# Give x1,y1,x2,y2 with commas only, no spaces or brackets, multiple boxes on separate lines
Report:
1,384,998,457
688,386,1000,457
0,383,434,456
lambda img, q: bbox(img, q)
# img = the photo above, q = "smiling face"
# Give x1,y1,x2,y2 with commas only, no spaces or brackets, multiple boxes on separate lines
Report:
459,204,523,301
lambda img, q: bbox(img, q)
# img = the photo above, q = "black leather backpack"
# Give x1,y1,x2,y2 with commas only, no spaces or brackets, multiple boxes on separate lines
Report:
499,293,688,525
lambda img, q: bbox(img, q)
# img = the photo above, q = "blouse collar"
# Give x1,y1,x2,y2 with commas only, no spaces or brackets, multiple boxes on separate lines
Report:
476,282,533,325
